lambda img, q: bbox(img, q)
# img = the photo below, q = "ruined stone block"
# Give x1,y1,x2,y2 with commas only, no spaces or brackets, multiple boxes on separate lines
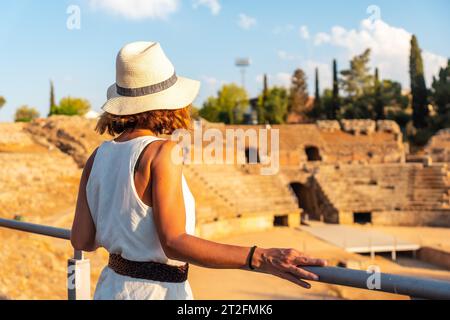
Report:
341,120,376,135
317,120,341,132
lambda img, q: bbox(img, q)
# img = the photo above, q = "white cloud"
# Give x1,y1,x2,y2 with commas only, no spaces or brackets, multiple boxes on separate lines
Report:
237,13,257,30
89,0,179,20
423,51,448,83
299,25,310,40
192,0,221,15
314,32,331,46
313,19,447,87
277,50,301,61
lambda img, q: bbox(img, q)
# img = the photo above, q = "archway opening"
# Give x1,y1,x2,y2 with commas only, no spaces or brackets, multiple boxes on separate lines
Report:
353,212,372,225
305,146,322,162
245,147,260,164
273,215,289,227
290,182,319,221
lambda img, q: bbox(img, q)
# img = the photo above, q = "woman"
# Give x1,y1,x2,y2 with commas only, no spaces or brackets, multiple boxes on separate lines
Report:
71,41,326,300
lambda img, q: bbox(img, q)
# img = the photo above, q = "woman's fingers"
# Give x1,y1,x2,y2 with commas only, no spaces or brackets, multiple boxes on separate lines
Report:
294,255,327,267
274,270,312,289
273,259,319,281
285,264,319,281
263,248,327,288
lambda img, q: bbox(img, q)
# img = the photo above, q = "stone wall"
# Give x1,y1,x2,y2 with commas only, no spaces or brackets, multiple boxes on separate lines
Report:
208,120,405,167
371,210,450,227
312,163,450,227
426,129,450,163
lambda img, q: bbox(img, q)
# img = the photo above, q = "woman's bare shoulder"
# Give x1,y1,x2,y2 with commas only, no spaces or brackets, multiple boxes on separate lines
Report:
83,148,99,178
151,140,183,172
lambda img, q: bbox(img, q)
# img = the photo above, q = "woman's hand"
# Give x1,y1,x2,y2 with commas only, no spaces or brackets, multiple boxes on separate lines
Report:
252,248,327,289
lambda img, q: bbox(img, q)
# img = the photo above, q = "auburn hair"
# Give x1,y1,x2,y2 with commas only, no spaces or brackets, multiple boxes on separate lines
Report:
95,106,192,136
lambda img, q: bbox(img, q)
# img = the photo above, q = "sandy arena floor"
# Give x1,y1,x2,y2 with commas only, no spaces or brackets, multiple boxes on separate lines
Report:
1,225,450,300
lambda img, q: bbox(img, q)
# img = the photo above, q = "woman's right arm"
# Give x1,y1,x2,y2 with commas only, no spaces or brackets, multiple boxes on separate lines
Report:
151,141,327,289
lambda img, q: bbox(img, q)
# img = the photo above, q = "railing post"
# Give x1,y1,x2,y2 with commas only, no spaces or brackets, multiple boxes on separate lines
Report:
392,236,397,261
67,250,91,300
369,236,375,260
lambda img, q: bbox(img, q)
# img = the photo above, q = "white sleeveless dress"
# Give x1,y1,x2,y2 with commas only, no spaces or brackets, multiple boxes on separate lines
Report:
86,136,196,300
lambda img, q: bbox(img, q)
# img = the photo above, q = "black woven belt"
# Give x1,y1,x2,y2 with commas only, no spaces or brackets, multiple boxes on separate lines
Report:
108,254,189,283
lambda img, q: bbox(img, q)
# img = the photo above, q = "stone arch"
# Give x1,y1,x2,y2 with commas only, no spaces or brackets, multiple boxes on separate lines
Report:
304,145,322,162
245,147,260,164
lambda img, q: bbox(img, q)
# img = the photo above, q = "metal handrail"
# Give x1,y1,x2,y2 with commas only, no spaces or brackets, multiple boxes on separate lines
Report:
305,266,450,300
1,218,450,299
0,218,70,240
0,218,90,300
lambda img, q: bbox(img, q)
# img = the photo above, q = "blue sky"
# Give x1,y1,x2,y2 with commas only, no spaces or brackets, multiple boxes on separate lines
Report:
0,0,449,121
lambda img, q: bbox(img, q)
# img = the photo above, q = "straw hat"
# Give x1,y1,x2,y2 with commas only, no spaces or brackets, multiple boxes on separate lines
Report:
101,41,200,116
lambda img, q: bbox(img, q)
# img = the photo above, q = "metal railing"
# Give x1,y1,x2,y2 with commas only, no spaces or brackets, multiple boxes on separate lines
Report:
1,218,450,300
0,218,90,300
304,266,450,300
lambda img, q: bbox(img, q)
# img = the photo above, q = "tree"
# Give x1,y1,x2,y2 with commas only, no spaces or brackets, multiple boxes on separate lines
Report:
341,49,373,98
340,49,375,119
15,106,40,122
431,59,450,129
331,59,340,119
257,86,289,124
52,96,91,116
374,68,384,120
315,88,333,120
374,76,410,131
288,69,309,115
199,96,222,123
0,96,5,110
256,74,269,124
380,79,408,110
409,35,429,128
190,105,200,120
314,68,322,112
199,84,248,124
49,80,57,116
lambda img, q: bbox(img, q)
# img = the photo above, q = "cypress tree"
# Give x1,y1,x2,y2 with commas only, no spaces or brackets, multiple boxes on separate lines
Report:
431,59,450,129
374,68,384,120
49,80,57,116
331,59,340,119
314,68,322,112
409,35,428,128
256,74,269,124
263,74,269,101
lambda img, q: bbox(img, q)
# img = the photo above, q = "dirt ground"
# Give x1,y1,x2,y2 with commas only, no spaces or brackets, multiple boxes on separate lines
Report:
1,225,449,300
188,227,450,300
369,226,450,252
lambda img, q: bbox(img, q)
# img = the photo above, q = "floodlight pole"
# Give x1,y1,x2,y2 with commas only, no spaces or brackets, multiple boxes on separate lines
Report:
240,68,246,90
235,58,251,91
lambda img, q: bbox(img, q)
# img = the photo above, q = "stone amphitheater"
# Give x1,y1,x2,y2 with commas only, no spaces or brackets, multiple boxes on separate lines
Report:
1,116,449,232
1,116,449,299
